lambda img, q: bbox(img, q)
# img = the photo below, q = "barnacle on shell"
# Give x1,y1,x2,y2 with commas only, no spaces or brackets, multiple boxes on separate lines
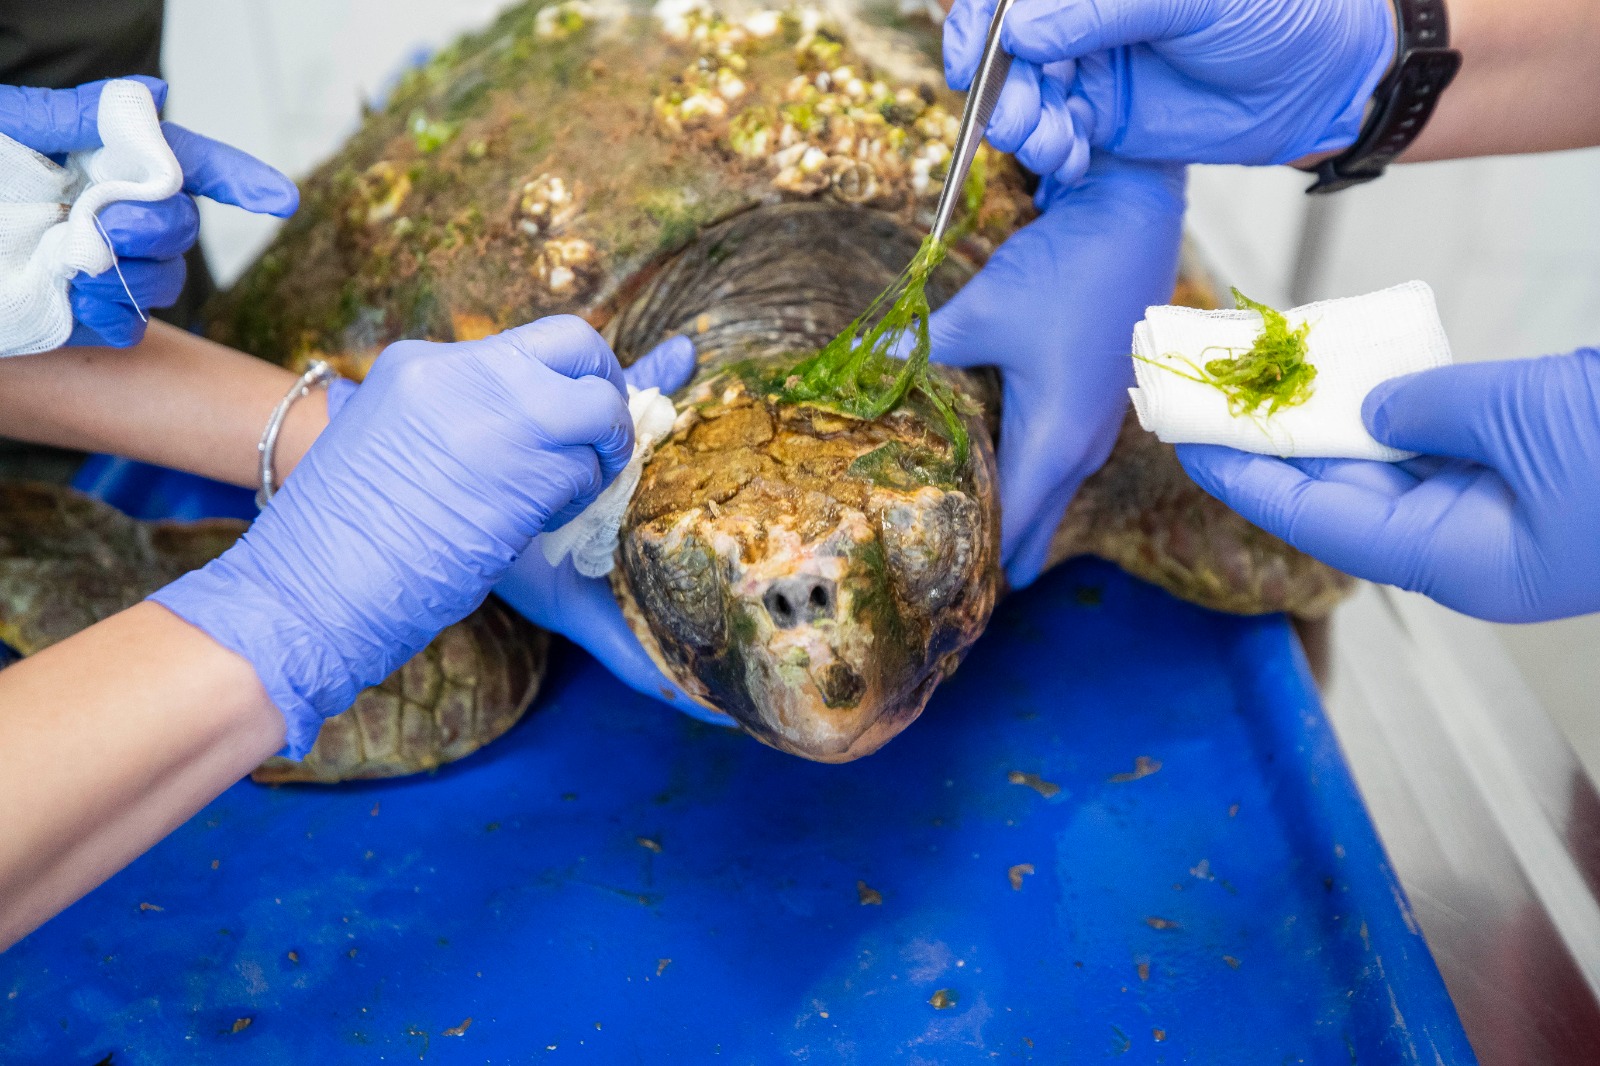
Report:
518,173,583,237
533,236,598,293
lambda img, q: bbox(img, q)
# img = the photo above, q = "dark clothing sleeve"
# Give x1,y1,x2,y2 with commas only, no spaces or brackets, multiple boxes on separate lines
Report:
0,0,164,87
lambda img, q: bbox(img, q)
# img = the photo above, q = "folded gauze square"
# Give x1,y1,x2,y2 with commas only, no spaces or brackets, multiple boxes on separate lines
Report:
0,79,182,357
1129,281,1453,461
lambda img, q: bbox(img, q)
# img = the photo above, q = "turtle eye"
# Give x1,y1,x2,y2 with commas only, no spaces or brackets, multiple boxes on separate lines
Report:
621,521,726,652
874,488,981,613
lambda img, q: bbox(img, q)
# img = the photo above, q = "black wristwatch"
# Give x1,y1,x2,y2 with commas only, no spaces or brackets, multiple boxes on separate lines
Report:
1306,0,1462,194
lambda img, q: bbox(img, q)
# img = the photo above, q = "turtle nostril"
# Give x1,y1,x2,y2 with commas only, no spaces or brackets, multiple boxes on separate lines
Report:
770,592,795,627
763,577,838,628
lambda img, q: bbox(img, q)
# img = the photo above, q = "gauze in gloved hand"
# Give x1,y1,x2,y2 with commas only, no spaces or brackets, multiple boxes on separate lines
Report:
0,77,299,350
538,380,678,577
495,335,736,724
151,316,637,757
1131,282,1454,460
1178,349,1600,624
0,79,180,356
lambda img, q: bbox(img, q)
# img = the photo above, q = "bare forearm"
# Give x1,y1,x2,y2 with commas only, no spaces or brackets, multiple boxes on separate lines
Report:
1405,0,1600,161
0,322,328,489
0,602,284,950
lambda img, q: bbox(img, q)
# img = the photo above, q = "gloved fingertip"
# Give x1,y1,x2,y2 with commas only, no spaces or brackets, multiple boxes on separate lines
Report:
1173,441,1216,475
942,0,992,91
1360,377,1408,441
986,63,1041,154
163,122,300,217
1052,128,1092,188
646,333,698,391
125,75,169,112
254,174,301,218
592,414,637,484
667,337,699,390
1174,443,1249,494
96,196,201,259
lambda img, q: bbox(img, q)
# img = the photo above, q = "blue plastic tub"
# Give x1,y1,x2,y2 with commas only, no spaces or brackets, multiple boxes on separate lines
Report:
0,460,1474,1063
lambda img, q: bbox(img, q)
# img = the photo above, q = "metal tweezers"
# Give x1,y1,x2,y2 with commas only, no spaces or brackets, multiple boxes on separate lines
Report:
928,0,1018,245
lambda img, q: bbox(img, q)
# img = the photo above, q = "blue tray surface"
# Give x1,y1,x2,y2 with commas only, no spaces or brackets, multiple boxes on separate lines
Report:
0,465,1472,1064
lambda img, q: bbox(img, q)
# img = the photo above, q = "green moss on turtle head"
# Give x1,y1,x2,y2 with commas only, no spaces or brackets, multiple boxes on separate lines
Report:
846,539,912,654
848,440,962,492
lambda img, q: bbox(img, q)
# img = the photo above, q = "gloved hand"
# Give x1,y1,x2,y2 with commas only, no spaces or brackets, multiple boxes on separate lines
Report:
494,335,737,725
944,0,1396,183
929,155,1185,587
1177,350,1600,623
151,316,639,756
0,77,299,347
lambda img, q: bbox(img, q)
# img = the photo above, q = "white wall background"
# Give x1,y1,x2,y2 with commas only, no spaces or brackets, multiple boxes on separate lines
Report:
161,1,1600,779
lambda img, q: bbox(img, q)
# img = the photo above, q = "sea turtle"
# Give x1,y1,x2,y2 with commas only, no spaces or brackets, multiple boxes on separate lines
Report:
0,0,1350,778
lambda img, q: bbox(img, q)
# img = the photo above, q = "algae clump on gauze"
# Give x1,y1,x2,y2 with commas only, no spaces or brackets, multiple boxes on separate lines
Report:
1139,288,1317,420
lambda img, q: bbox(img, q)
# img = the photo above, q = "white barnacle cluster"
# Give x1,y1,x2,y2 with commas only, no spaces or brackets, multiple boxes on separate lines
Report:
533,235,598,294
760,65,955,203
518,173,584,237
746,66,959,203
650,0,784,131
514,172,596,293
650,3,962,205
535,0,595,40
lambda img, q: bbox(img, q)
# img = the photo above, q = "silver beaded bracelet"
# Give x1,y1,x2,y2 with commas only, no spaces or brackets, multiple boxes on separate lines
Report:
257,360,335,508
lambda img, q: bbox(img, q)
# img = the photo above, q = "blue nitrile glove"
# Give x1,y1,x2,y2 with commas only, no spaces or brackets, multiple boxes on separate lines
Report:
1177,350,1600,624
325,376,359,422
494,335,738,725
151,317,639,757
928,155,1185,588
0,77,299,348
944,0,1396,183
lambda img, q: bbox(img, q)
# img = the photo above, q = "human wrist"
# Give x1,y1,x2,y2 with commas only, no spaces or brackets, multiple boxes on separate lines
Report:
148,552,354,758
273,389,331,485
1303,0,1464,188
267,374,360,486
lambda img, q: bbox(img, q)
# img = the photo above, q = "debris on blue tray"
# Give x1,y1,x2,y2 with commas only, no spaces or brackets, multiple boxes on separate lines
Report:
0,459,1476,1064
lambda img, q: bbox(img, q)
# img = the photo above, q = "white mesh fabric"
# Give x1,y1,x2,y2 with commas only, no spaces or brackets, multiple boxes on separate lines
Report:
538,384,680,577
1128,281,1453,461
0,79,182,356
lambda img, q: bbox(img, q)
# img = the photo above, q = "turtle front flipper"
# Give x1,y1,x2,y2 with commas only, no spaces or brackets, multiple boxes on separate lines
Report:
0,481,546,783
1045,416,1354,619
252,600,546,784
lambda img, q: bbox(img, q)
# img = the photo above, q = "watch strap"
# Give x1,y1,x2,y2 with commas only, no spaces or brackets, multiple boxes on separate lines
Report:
1307,0,1462,194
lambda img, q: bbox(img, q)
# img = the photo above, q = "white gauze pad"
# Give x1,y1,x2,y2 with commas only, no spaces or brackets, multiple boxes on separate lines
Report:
0,79,182,356
537,384,679,577
1129,281,1453,461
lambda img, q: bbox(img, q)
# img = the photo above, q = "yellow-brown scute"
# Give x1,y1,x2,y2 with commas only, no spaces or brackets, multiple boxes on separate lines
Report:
617,368,1001,761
